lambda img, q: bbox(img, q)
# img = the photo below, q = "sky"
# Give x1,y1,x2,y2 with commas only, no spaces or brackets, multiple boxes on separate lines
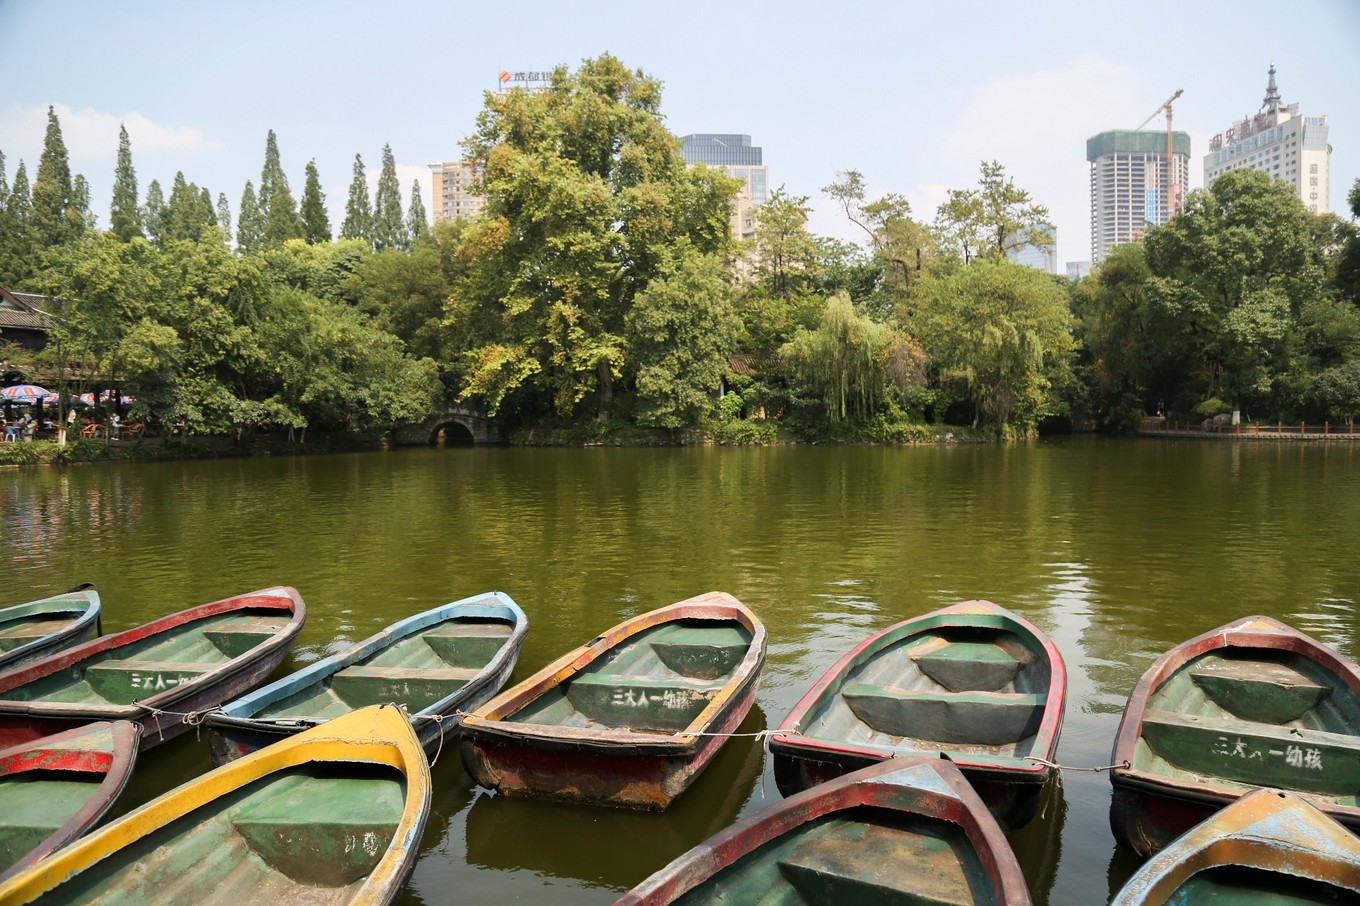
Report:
1,0,1357,267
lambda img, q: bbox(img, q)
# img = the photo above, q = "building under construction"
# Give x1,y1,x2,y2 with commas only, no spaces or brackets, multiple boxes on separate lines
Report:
1087,130,1191,265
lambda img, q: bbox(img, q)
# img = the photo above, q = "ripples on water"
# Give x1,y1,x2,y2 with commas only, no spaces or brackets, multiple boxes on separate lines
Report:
1,438,1356,905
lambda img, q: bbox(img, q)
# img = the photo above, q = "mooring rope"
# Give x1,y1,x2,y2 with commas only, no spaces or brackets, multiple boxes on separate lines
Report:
134,702,220,743
1024,756,1130,773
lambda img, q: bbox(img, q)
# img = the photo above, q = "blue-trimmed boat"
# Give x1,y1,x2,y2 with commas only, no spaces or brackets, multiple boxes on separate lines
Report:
0,585,101,674
205,591,527,764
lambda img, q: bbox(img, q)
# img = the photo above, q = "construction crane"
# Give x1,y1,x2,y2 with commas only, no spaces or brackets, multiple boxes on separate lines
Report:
1135,89,1184,220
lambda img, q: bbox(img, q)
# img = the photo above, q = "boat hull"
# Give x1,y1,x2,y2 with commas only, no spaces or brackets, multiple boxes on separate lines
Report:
204,592,527,765
0,586,102,674
771,600,1065,831
461,592,766,811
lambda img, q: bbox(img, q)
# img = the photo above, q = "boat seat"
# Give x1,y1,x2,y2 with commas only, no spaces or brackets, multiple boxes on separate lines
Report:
566,673,719,731
422,621,512,668
1189,658,1331,724
84,659,219,702
330,664,480,710
0,777,97,868
650,626,750,680
230,773,404,885
1140,709,1360,796
204,615,287,658
0,617,77,642
912,641,1025,693
842,683,1045,745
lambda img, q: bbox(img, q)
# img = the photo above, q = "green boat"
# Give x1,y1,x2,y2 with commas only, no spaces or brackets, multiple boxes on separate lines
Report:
0,586,101,673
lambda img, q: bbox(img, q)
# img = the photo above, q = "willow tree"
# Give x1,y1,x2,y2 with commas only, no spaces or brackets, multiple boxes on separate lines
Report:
450,53,738,420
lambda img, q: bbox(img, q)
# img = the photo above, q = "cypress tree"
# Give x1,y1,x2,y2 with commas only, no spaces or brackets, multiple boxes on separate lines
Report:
0,151,8,210
110,123,142,241
2,161,33,284
236,180,265,254
407,180,429,244
0,153,17,284
258,130,302,245
300,159,331,244
372,143,405,251
30,106,82,247
143,179,165,247
200,187,217,227
341,153,372,244
72,174,95,229
216,193,232,243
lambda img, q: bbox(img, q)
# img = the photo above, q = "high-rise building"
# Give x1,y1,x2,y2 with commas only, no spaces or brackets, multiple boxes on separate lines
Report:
1006,224,1057,274
427,160,484,223
678,134,768,240
1203,65,1331,214
1087,130,1191,264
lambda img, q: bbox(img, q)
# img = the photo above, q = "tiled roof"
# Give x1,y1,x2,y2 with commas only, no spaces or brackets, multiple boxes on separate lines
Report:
0,287,55,332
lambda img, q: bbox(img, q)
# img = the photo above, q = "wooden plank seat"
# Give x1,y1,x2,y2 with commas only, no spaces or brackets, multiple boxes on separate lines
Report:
0,777,100,867
230,773,404,885
842,683,1045,745
204,615,290,658
84,660,222,702
421,621,513,667
1141,709,1360,796
775,817,979,906
565,673,721,731
649,625,750,680
329,664,480,710
0,617,81,645
912,640,1025,693
1189,658,1331,724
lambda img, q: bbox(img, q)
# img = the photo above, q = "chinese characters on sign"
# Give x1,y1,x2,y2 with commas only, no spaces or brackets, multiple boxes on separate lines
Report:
1213,735,1324,771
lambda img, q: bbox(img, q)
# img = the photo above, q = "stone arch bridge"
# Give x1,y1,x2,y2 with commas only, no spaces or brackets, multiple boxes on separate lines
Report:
390,407,507,446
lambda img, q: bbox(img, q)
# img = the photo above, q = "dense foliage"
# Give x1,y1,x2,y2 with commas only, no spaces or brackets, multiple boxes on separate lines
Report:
2,60,1356,445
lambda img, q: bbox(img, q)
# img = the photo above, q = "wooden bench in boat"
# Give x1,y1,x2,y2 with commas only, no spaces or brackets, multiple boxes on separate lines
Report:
1141,709,1360,796
0,777,98,867
330,664,480,710
85,660,222,701
0,617,80,648
230,773,404,885
203,615,289,658
1188,657,1331,724
842,683,1045,746
911,640,1025,693
565,673,721,731
649,626,750,680
421,621,512,668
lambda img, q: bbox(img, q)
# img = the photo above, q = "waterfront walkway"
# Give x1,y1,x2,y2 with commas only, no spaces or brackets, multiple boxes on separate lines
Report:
1138,417,1360,441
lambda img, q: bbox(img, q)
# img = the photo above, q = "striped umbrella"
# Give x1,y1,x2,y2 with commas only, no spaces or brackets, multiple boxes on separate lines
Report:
0,384,51,404
77,391,134,406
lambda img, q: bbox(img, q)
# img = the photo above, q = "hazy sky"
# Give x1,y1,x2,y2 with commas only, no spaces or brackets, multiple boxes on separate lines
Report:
2,0,1357,265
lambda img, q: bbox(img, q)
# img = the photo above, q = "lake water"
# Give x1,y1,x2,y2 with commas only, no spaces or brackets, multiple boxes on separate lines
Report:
2,438,1357,903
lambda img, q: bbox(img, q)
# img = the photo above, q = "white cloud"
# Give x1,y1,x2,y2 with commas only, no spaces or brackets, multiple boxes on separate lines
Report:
0,103,217,162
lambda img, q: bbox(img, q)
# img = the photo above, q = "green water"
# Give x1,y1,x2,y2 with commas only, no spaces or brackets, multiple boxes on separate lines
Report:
2,438,1357,904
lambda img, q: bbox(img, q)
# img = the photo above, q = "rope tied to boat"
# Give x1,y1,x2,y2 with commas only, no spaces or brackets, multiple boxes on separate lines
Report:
133,702,220,743
1024,756,1130,773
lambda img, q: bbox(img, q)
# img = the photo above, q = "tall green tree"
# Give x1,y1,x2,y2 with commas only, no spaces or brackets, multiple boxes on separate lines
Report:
30,106,83,249
236,181,265,255
372,144,406,251
142,179,166,248
1337,178,1360,307
750,188,821,299
257,130,303,245
0,152,21,284
406,180,429,245
110,124,142,241
823,169,931,295
300,160,331,244
216,193,232,242
341,154,372,244
451,53,738,420
72,174,94,229
934,161,1051,265
164,172,217,242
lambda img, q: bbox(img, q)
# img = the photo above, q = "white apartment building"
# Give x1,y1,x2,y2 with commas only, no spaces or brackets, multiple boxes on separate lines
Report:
1087,131,1192,264
1203,66,1331,214
678,134,768,241
427,160,484,223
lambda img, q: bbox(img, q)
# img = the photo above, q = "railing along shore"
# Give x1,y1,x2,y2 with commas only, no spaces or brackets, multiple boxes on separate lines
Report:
1138,416,1359,440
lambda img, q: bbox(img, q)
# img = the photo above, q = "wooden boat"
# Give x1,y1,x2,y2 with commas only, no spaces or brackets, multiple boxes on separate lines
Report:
460,592,766,811
0,586,101,673
204,591,527,764
1110,788,1360,904
0,587,306,750
616,756,1033,905
769,600,1066,830
0,721,140,883
0,703,430,905
1109,615,1360,857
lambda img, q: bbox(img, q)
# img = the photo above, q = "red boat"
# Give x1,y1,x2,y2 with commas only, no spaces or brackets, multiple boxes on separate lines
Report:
1109,615,1360,856
0,721,140,882
0,587,305,749
616,756,1033,905
460,592,766,811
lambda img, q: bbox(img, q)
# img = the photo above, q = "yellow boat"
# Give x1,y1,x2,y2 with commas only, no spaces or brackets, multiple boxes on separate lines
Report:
0,703,431,905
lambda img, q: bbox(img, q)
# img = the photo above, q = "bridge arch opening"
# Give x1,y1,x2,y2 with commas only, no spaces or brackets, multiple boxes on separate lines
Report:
431,421,476,447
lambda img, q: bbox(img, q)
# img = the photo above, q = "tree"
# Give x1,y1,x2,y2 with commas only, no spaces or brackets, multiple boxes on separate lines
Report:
3,161,33,283
216,193,232,241
750,188,821,299
300,160,331,244
257,130,303,245
934,161,1051,265
1338,178,1360,306
110,124,142,241
912,259,1075,429
341,154,372,244
406,180,429,245
625,248,739,427
163,172,217,242
0,152,22,284
30,106,83,249
72,174,95,229
372,144,406,251
143,179,166,248
236,181,265,255
823,169,931,293
452,53,737,420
